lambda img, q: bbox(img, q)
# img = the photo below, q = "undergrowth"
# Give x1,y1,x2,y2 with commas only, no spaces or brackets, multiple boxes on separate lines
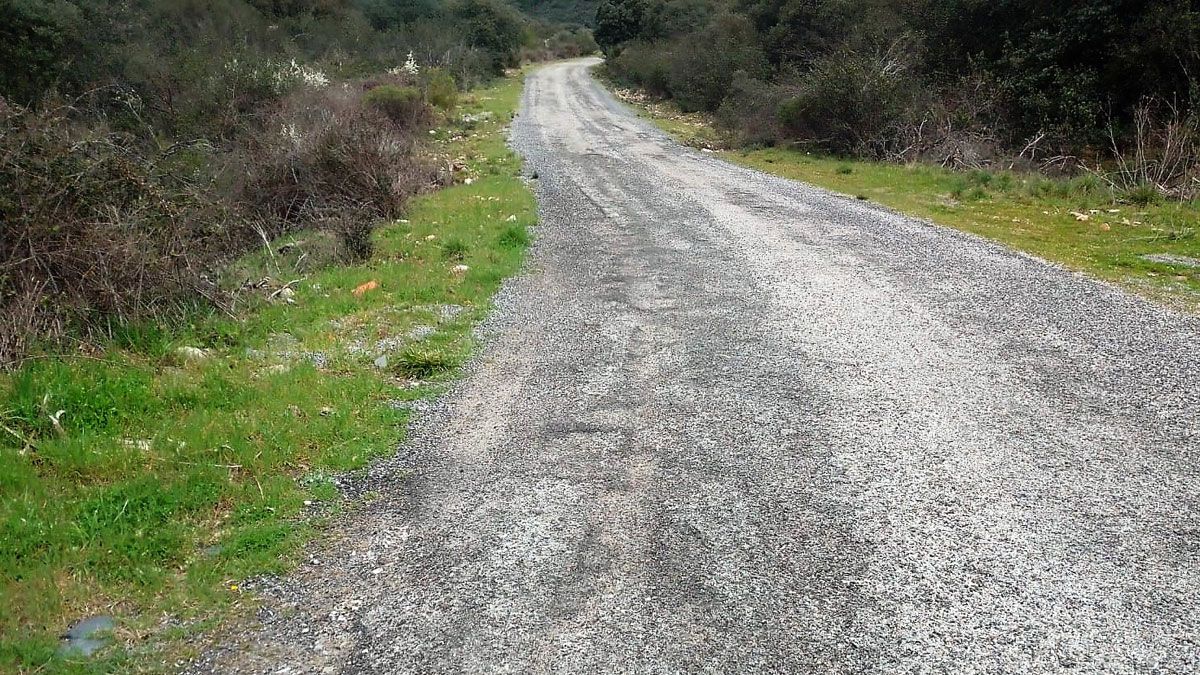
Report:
0,71,535,673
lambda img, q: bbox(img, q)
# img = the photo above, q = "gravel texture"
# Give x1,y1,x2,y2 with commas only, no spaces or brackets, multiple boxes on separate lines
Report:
191,58,1200,673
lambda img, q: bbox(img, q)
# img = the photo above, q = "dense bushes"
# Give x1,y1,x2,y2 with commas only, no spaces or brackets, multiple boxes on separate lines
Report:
776,42,919,156
666,13,767,112
364,84,433,127
240,83,433,237
0,73,438,363
0,0,602,364
0,101,221,359
600,0,1200,193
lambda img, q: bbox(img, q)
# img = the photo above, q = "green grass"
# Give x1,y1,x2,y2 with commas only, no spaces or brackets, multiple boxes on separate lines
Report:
0,71,535,673
608,88,1200,312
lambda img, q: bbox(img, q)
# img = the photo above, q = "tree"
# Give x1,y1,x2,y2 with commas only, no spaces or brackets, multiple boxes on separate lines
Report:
452,0,525,72
594,0,645,52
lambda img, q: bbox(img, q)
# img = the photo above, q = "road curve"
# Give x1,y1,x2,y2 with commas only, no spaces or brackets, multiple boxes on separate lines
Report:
196,58,1200,673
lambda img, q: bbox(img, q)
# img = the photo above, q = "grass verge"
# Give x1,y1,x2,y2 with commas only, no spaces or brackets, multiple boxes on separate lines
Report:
604,81,1200,312
0,72,535,673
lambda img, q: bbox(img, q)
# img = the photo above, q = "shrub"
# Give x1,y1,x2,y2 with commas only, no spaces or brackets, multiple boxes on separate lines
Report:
237,85,434,259
363,84,433,129
715,71,785,146
0,101,223,363
777,42,920,156
610,41,671,97
1123,183,1163,206
422,68,458,110
666,14,767,113
1102,98,1200,200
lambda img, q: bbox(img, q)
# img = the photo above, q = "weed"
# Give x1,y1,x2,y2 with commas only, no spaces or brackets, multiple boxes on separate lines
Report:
498,224,531,248
1067,173,1108,197
395,345,462,379
835,164,853,175
1123,183,1163,206
0,71,535,670
441,237,470,260
967,169,993,186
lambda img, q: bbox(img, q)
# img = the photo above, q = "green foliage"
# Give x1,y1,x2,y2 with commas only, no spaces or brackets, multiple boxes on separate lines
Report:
602,0,1200,168
594,0,645,52
364,84,431,127
0,0,110,105
1124,183,1163,206
777,44,920,155
452,0,525,73
0,72,537,670
440,236,470,259
667,13,767,112
514,0,600,26
423,68,459,109
498,223,530,248
395,345,463,378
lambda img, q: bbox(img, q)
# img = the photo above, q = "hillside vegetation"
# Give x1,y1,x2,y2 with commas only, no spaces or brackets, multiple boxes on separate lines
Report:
0,0,594,365
514,0,601,26
597,0,1200,201
0,0,595,669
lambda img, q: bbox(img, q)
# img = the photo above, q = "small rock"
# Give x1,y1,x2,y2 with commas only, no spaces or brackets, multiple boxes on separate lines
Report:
319,407,334,416
59,615,114,658
451,264,470,275
175,346,210,363
374,355,389,369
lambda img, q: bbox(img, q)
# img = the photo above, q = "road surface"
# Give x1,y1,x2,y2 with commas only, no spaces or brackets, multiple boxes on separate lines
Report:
197,58,1200,673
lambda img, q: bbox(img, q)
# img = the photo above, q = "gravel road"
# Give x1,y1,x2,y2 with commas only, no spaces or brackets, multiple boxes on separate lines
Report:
195,58,1200,673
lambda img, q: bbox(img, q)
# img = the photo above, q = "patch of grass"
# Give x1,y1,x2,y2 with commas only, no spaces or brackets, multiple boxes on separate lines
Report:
0,70,536,672
498,223,531,249
394,345,463,379
440,237,470,261
608,82,1200,311
1123,183,1163,206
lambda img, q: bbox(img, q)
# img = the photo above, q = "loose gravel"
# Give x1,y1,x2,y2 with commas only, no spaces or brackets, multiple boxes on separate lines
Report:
190,58,1200,673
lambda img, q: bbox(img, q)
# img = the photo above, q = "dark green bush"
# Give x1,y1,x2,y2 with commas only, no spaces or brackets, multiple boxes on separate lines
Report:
422,68,459,110
610,41,671,96
600,0,1200,178
364,84,433,128
777,46,919,156
666,13,767,113
715,71,784,146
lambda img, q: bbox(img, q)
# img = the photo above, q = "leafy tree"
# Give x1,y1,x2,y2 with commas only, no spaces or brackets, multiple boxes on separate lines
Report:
452,0,525,72
594,0,645,52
